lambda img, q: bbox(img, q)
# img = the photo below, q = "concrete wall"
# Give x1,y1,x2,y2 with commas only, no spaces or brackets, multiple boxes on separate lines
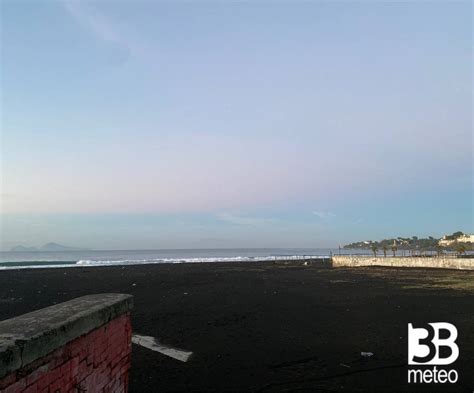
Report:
0,294,133,393
332,255,474,270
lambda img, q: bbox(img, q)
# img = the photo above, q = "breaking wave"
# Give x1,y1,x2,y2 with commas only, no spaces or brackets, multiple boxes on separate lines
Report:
76,255,326,266
0,255,329,270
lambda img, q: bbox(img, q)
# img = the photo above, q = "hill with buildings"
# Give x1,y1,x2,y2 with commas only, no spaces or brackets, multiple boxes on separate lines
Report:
343,231,473,251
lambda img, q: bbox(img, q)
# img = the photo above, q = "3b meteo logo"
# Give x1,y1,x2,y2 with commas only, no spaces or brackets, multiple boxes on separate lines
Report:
407,323,459,384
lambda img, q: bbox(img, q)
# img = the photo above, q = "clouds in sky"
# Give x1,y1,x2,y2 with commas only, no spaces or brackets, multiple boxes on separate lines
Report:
60,1,149,66
62,1,120,45
312,211,336,219
216,213,278,226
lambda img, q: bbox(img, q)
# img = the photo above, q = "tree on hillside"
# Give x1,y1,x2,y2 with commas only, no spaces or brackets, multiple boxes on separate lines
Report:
435,244,444,257
391,241,397,257
370,244,378,257
455,243,466,256
445,231,464,240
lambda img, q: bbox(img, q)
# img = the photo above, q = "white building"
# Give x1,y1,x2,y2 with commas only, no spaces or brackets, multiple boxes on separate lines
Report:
438,234,474,246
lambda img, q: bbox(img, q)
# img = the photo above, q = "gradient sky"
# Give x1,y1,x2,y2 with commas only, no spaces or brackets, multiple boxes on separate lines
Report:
0,1,472,250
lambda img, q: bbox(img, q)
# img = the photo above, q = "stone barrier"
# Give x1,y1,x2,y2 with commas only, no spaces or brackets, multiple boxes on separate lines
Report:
331,255,474,270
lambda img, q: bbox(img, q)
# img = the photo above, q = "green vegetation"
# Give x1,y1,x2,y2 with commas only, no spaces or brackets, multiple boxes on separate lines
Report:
391,242,397,257
455,243,467,256
435,244,444,257
370,244,378,257
344,236,438,250
444,231,464,241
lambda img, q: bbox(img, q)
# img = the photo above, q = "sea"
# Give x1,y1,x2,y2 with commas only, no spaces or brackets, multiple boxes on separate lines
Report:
0,248,370,270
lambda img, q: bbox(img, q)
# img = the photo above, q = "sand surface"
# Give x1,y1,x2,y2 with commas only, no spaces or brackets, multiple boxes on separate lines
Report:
0,262,473,392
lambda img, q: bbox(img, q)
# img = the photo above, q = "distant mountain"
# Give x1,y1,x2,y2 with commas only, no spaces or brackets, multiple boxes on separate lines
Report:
10,243,88,252
10,245,38,252
39,242,88,251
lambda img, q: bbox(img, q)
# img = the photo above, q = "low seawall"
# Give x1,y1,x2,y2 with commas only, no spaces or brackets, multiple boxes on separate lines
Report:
0,294,133,393
273,257,332,266
332,255,474,270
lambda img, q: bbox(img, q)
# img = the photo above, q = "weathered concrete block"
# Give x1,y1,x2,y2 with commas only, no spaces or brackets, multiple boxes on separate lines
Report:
0,294,133,392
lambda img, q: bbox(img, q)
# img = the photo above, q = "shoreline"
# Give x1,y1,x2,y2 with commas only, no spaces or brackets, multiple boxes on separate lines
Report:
1,254,473,271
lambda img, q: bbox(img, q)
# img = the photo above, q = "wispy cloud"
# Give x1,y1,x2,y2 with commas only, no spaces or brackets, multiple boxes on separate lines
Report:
60,1,145,61
312,211,336,219
216,213,277,226
62,2,119,43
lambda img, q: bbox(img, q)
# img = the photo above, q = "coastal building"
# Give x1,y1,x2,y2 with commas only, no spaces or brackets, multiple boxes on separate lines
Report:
439,234,474,246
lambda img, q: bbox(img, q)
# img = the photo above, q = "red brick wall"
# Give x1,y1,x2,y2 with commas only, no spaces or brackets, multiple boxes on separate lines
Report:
0,313,132,393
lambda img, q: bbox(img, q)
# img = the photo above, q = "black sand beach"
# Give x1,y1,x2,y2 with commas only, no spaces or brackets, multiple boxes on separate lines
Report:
0,263,473,392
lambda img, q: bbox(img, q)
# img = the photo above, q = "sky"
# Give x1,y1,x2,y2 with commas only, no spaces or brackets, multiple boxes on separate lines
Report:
0,1,472,250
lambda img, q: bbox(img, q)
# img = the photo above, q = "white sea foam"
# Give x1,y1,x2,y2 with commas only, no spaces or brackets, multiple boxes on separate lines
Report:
75,255,326,266
0,254,329,270
0,264,78,270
